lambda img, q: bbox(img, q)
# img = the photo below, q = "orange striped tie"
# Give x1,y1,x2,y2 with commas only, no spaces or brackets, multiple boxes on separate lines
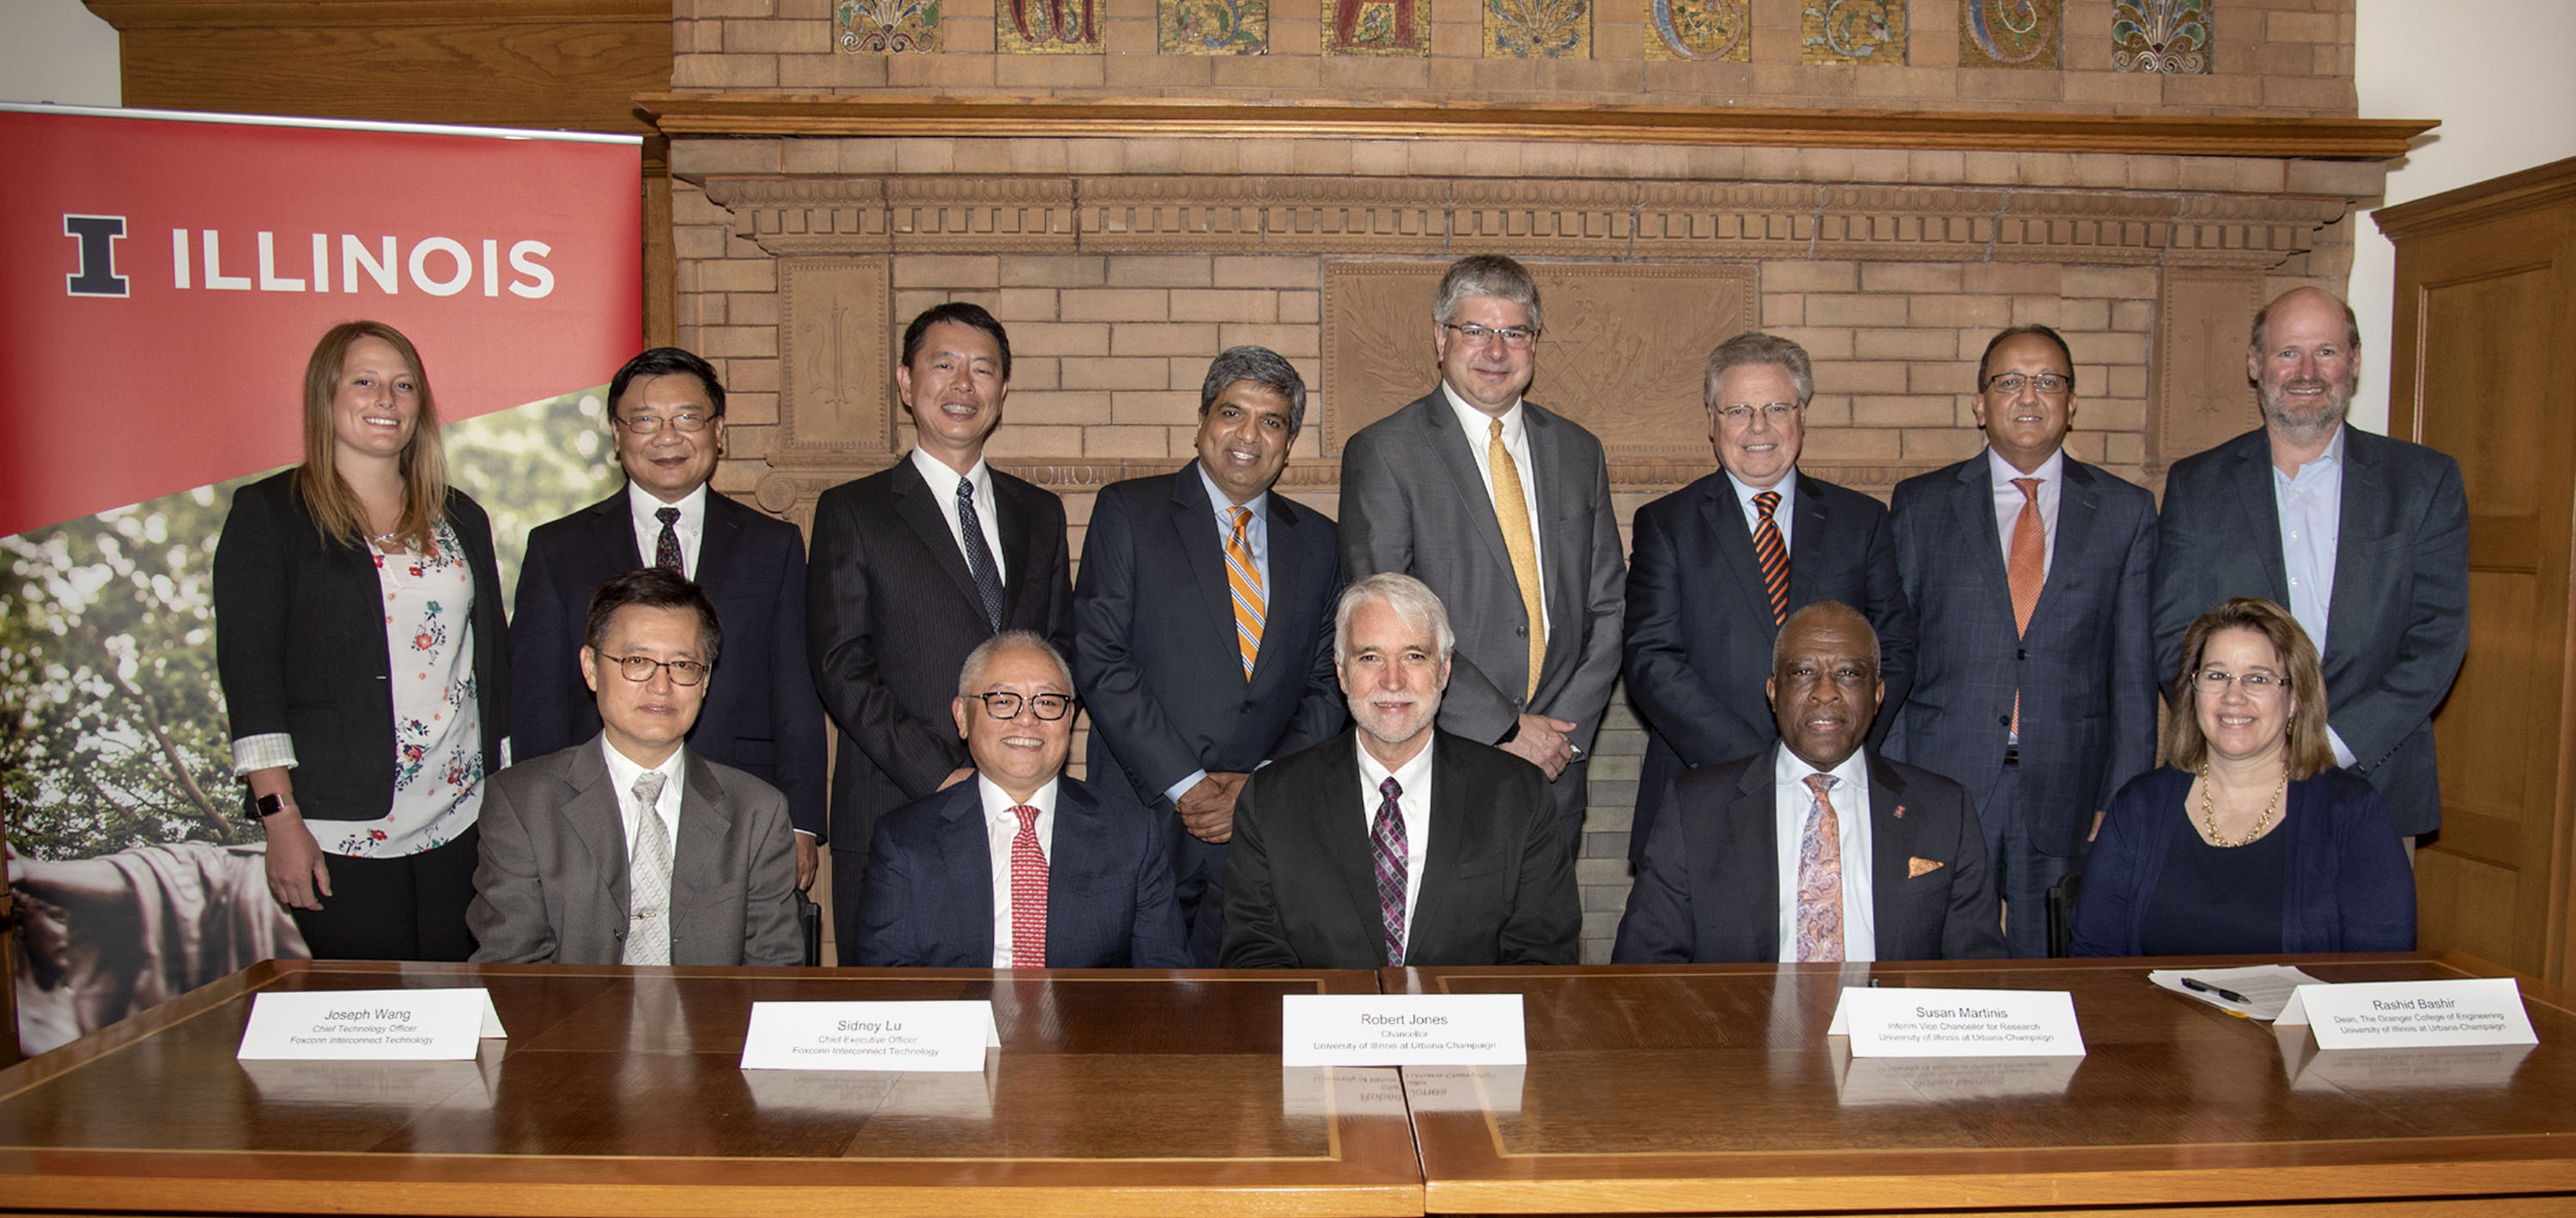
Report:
1224,506,1265,677
1752,490,1788,626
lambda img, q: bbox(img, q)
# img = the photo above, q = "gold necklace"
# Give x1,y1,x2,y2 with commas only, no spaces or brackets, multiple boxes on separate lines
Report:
2197,764,2285,847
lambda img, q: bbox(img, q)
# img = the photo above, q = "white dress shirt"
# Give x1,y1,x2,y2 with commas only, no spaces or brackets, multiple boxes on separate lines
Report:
1438,382,1551,638
1162,466,1275,806
1353,734,1437,957
599,737,684,862
1771,745,1877,962
1985,446,2064,579
627,481,708,578
1726,467,1801,555
978,774,1059,968
909,447,1005,575
2272,423,2354,766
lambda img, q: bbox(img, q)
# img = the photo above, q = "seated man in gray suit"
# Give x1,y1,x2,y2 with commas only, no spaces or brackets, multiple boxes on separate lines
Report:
1613,600,2004,964
853,631,1189,968
470,568,803,965
1223,573,1580,968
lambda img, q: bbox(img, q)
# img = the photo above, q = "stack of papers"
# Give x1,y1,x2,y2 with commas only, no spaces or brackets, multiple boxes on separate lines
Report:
2147,965,2323,1021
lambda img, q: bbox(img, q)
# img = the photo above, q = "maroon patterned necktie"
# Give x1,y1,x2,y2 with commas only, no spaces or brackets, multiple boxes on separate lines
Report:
653,507,683,574
1752,490,1788,625
1371,776,1407,966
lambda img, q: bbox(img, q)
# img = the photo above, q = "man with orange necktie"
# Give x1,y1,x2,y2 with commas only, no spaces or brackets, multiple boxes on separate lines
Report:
850,632,1188,967
1613,601,2002,964
1885,326,2159,957
1621,332,1916,873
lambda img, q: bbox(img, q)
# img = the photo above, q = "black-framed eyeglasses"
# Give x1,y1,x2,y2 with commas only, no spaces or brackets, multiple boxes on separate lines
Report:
604,654,708,685
1982,372,2073,396
617,411,714,435
969,691,1074,721
1712,403,1801,427
1439,321,1538,350
2195,668,2287,696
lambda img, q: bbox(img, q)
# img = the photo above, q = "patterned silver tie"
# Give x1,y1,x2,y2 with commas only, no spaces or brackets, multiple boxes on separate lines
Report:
623,770,672,965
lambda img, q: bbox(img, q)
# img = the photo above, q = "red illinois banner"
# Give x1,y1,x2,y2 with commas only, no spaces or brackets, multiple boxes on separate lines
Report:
0,105,641,537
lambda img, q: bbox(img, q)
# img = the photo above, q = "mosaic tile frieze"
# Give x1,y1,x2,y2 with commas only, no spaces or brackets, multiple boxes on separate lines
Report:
1324,0,1430,55
1960,0,2057,69
2114,0,2210,74
835,0,939,52
1802,0,1906,64
1486,0,1591,58
1161,0,1269,53
998,0,1105,52
1643,0,1749,62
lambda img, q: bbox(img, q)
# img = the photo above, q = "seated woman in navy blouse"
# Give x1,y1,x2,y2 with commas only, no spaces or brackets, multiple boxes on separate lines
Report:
2072,596,2413,957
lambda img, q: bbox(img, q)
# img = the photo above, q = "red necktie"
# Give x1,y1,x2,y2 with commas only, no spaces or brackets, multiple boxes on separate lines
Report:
1009,804,1048,968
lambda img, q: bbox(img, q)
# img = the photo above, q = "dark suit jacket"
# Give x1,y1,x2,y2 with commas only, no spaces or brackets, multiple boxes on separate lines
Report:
805,456,1074,850
465,739,804,966
213,471,507,822
2151,427,2470,835
850,775,1190,968
1886,453,2158,854
1338,392,1625,753
1620,469,1917,863
1220,730,1580,968
1611,746,2005,964
510,488,827,840
2070,767,2415,956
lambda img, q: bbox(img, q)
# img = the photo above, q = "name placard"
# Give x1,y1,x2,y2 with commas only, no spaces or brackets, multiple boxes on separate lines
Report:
2277,978,2538,1050
1828,987,2086,1057
1280,995,1525,1066
237,988,503,1061
738,1001,999,1071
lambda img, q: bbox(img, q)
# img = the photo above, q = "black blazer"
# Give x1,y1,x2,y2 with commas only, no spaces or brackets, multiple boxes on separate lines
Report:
1220,729,1579,968
2150,426,2469,836
1886,454,2159,854
1620,469,1917,864
1073,464,1345,812
851,774,1190,968
1612,746,2005,965
212,470,507,824
805,456,1074,846
510,488,828,840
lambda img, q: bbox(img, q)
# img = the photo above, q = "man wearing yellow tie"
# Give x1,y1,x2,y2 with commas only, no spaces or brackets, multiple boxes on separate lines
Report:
1074,347,1349,964
1339,255,1625,850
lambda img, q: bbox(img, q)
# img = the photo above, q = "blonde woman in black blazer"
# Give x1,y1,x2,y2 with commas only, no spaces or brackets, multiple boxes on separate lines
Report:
214,321,507,960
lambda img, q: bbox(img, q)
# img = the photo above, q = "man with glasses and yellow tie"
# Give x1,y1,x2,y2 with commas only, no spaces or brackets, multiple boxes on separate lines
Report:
851,632,1188,968
1622,332,1917,875
1339,255,1625,853
470,568,804,965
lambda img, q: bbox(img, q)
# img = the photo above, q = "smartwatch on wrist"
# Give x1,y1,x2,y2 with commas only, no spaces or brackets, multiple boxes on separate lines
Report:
252,793,295,819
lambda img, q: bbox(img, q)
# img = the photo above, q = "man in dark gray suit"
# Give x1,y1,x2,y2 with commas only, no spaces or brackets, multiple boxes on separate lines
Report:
1338,255,1625,848
1622,332,1915,869
2153,286,2468,843
807,303,1076,962
471,569,803,966
1075,347,1346,964
1886,326,2157,957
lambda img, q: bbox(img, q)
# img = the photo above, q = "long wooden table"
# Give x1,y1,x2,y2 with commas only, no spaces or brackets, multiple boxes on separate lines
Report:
1398,954,2576,1215
2,955,2571,1217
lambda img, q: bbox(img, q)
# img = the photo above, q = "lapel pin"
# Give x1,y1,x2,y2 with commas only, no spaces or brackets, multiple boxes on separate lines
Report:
1893,804,1907,819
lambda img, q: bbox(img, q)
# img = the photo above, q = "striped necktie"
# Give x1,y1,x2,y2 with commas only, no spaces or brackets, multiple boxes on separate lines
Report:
1753,490,1789,625
1224,505,1265,677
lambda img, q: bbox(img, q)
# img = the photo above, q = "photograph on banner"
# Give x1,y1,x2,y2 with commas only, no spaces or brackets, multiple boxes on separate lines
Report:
5,388,621,1057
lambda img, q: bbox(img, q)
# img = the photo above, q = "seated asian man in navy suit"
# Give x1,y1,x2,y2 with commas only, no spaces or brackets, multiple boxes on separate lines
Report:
1613,600,2005,964
852,631,1189,967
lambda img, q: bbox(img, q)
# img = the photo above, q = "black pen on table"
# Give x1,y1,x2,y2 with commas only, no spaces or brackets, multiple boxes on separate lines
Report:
2180,977,2252,1005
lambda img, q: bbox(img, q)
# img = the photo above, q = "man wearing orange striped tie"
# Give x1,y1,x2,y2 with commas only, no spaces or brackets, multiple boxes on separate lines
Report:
1622,332,1917,874
1075,348,1350,965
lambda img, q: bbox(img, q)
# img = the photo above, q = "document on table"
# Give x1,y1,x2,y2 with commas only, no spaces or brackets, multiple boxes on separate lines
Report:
2148,965,2322,1021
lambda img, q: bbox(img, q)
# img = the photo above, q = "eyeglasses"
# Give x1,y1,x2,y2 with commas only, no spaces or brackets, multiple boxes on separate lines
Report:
2195,668,2287,696
1439,322,1538,350
1983,373,2073,396
1712,403,1802,428
604,654,708,685
617,411,714,435
969,691,1074,721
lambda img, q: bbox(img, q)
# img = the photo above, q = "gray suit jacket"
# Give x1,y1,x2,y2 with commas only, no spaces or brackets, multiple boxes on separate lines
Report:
1337,391,1625,750
467,738,804,966
2151,426,2469,836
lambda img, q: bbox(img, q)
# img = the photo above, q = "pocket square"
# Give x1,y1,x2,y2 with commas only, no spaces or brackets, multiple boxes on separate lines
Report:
1907,856,1945,878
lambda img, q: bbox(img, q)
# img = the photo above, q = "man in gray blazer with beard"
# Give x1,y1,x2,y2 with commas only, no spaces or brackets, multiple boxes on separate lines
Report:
1337,254,1625,849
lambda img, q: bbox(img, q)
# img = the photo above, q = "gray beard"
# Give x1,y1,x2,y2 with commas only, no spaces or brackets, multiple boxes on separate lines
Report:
2261,392,2348,448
